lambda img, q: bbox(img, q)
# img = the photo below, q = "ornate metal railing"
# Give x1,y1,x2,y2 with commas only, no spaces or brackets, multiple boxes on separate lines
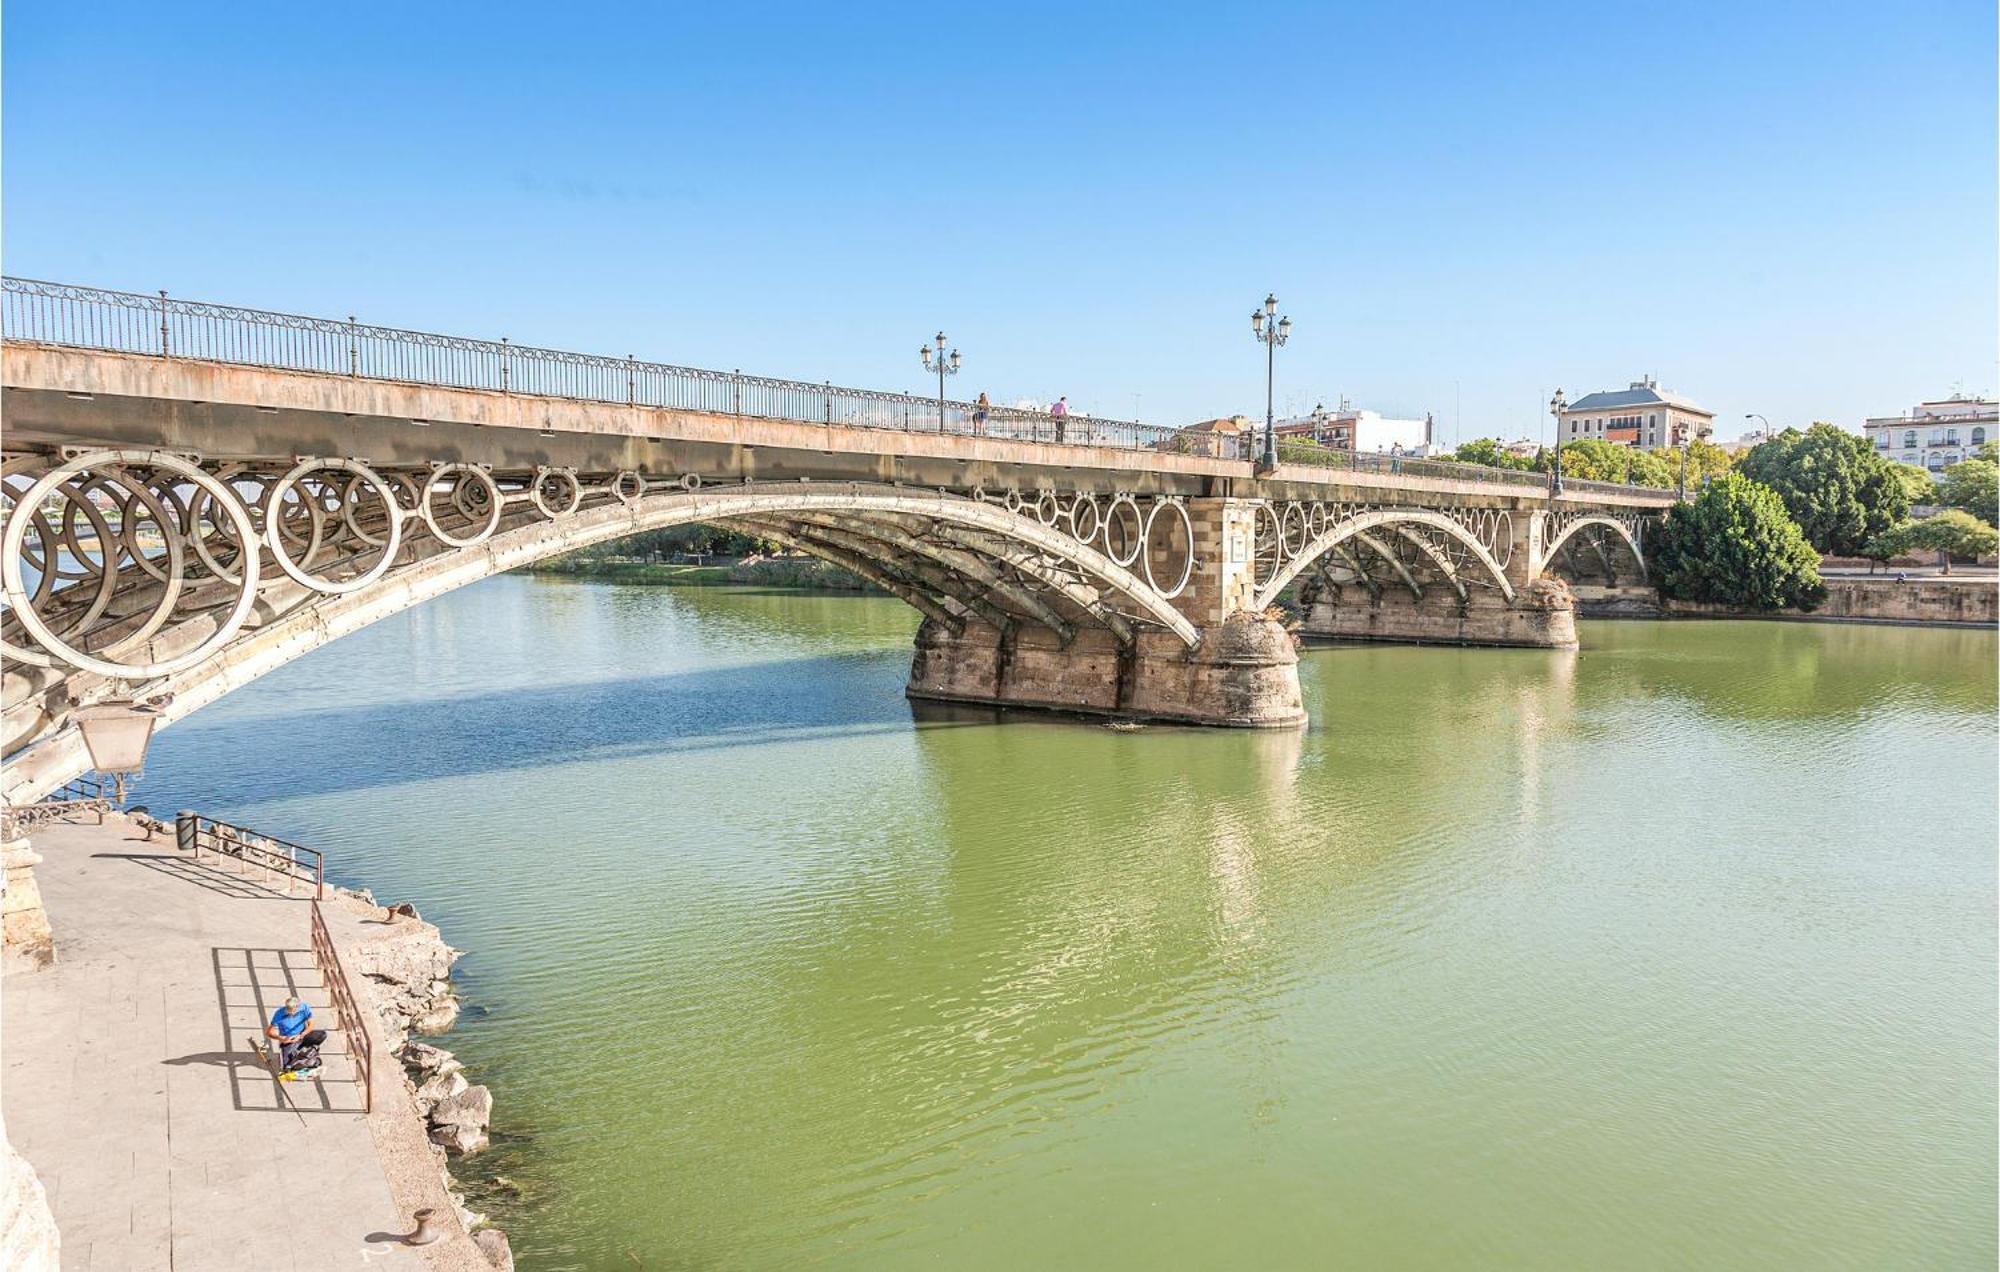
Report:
0,277,1675,500
176,811,324,897
0,277,1177,450
310,897,374,1113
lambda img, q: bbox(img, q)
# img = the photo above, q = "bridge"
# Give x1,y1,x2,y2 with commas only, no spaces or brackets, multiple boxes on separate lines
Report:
0,279,1675,803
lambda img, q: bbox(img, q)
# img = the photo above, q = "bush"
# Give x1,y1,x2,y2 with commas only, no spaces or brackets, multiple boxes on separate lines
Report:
1651,473,1826,610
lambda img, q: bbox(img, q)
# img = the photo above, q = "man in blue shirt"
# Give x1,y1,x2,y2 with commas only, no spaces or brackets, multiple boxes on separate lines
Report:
265,996,327,1077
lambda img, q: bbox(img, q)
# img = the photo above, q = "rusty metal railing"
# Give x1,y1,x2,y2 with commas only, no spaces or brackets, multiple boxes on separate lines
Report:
310,897,373,1113
176,811,324,897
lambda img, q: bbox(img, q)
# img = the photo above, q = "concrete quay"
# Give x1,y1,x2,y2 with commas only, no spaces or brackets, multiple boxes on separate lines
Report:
1,812,493,1270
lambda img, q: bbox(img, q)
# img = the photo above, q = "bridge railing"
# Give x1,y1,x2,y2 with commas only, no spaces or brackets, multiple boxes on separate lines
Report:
1270,436,1657,497
0,277,1178,451
0,277,1672,501
176,811,325,898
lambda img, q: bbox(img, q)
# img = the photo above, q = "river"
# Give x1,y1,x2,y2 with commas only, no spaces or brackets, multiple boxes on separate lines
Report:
137,577,1998,1270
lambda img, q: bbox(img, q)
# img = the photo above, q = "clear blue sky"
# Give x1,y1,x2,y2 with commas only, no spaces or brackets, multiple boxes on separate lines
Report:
5,1,1993,442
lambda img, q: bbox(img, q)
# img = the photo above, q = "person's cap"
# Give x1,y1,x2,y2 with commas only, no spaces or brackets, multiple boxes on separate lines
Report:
283,996,302,1009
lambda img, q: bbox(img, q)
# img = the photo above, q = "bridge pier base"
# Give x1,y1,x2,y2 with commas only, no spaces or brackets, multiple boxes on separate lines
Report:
1295,577,1578,648
906,614,1306,728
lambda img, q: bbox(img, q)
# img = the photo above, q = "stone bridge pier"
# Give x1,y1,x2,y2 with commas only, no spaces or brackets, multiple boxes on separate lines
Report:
907,497,1306,727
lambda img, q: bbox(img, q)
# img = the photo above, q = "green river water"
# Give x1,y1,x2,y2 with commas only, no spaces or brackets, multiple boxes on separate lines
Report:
142,578,1998,1270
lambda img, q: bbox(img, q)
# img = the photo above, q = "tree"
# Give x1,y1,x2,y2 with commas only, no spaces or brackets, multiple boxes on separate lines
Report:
1937,452,1998,525
1734,423,1908,555
1897,509,1999,574
1650,473,1826,610
1552,438,1631,483
1452,438,1535,471
1887,463,1939,508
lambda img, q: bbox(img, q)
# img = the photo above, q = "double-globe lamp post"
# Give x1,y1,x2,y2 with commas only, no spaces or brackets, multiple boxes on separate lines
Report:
1250,294,1292,470
1548,388,1567,496
919,332,960,432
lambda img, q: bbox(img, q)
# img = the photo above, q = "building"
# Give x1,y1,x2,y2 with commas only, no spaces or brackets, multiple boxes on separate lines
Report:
1862,395,1995,473
1718,426,1781,456
1164,414,1253,458
1273,401,1439,455
1559,376,1713,449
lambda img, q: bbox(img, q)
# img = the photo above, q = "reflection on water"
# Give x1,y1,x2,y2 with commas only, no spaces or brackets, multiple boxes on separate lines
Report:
141,579,1997,1270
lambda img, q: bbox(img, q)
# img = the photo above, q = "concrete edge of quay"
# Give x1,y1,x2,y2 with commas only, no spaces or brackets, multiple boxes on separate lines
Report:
0,810,508,1271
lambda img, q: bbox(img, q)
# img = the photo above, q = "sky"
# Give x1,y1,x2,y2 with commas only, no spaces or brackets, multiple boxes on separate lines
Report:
4,2,1994,444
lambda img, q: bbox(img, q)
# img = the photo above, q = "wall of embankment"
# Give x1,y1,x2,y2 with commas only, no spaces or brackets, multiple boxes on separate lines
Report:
1576,578,1998,627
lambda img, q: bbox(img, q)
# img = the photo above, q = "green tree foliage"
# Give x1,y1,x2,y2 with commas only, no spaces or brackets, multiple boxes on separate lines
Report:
1452,438,1536,471
1879,510,2000,574
1733,423,1907,555
566,524,773,563
1937,452,1999,525
1651,473,1826,610
1887,463,1939,508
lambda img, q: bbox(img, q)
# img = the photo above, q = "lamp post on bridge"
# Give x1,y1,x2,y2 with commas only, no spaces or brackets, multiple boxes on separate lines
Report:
1548,388,1567,497
1250,293,1291,471
919,332,960,433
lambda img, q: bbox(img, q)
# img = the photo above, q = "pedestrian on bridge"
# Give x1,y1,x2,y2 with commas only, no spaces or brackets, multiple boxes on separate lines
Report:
973,392,990,436
1051,395,1069,444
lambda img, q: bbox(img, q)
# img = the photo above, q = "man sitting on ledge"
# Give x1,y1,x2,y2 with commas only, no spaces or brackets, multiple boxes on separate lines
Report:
265,995,326,1080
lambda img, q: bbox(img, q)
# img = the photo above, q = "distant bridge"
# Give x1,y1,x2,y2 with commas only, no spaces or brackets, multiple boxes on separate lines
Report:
1,279,1674,801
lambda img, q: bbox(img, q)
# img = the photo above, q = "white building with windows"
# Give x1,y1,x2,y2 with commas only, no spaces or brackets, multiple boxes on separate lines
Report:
1558,376,1713,449
1862,395,1995,472
1273,401,1440,455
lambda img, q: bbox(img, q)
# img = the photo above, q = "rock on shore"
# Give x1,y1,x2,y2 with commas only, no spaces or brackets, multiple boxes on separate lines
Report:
334,890,507,1267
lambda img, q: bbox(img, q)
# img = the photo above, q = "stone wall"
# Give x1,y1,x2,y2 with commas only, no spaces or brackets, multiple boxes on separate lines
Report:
2,833,54,975
1582,579,1998,627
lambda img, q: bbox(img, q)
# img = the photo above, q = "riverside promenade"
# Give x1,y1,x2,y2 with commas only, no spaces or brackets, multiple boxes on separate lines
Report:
2,812,489,1269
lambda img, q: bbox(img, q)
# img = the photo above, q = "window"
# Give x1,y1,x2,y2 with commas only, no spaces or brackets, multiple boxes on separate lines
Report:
1974,427,1988,445
1874,435,1889,449
1903,453,1919,465
1928,453,1946,470
1904,430,1918,447
1946,430,1959,444
1931,430,1946,445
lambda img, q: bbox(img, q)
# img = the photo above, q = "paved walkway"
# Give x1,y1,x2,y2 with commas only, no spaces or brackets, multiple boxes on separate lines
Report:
3,814,466,1270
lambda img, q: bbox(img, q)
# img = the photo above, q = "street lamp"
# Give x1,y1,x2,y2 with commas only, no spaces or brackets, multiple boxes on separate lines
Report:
73,697,165,801
919,332,960,433
1250,293,1291,470
1309,401,1329,446
1548,388,1567,496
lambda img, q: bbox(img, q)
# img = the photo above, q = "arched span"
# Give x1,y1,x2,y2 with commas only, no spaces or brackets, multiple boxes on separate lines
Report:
2,481,1199,803
1541,515,1648,583
1254,508,1516,609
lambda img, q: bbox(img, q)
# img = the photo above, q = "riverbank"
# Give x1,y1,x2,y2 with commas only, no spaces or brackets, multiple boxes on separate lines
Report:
1578,575,1998,627
0,810,509,1270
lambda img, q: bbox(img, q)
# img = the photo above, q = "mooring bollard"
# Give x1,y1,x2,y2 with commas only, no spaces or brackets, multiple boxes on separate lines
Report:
408,1208,442,1245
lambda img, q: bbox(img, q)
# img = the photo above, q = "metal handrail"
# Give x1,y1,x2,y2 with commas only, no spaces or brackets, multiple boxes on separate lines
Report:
0,276,1673,501
176,811,324,897
310,898,374,1113
0,276,1175,451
